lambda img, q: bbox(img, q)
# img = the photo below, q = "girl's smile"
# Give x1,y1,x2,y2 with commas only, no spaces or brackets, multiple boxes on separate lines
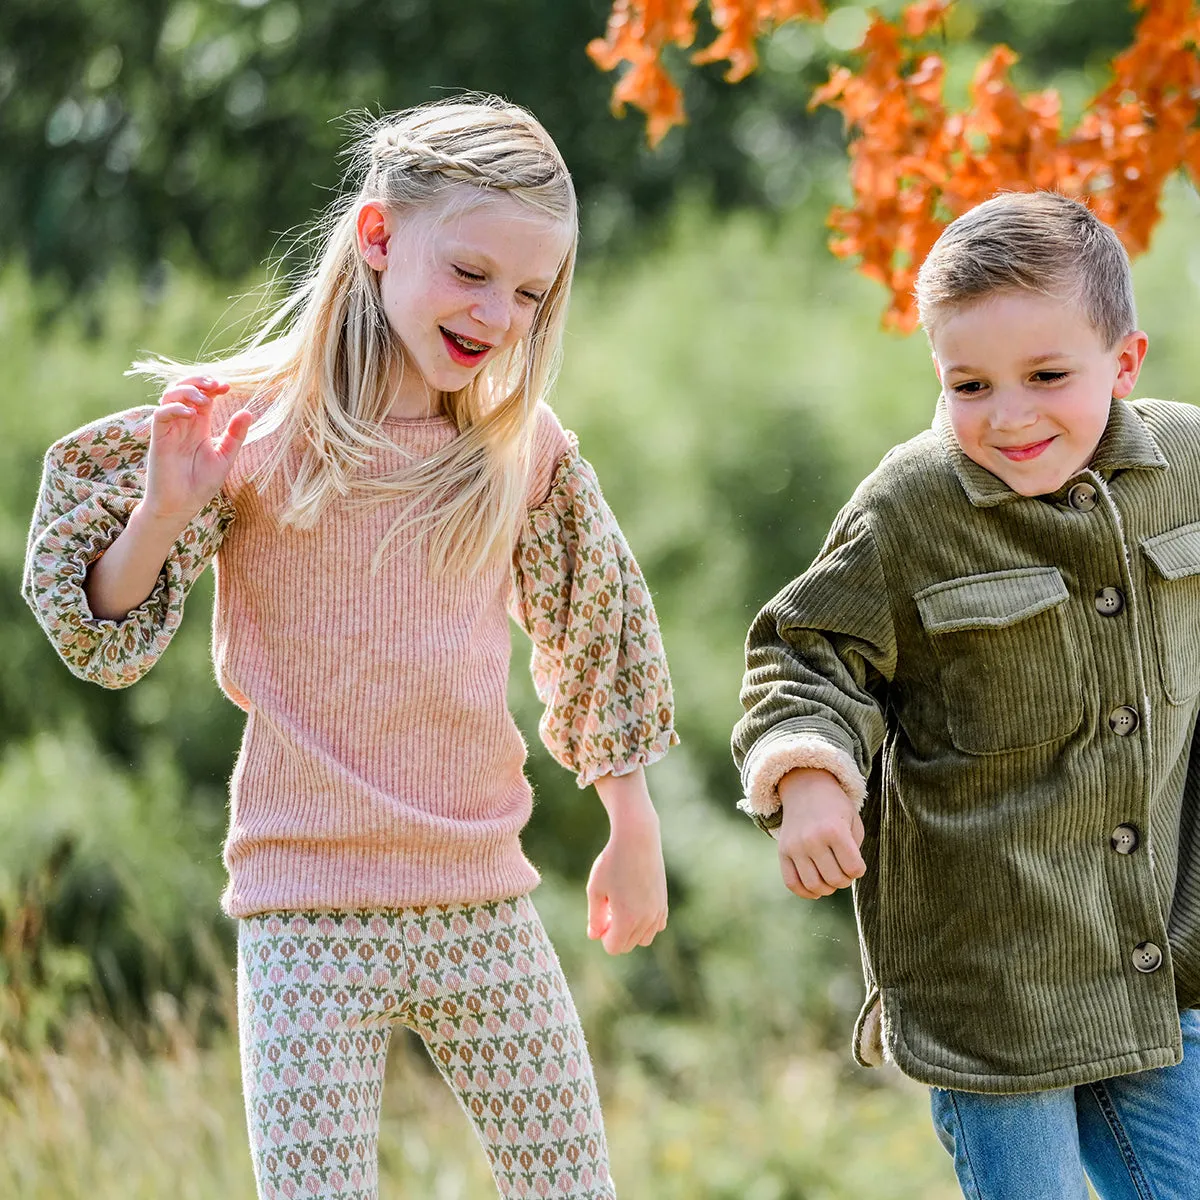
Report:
440,326,494,365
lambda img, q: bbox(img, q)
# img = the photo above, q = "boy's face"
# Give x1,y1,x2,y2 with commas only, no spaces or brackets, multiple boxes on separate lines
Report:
931,291,1148,496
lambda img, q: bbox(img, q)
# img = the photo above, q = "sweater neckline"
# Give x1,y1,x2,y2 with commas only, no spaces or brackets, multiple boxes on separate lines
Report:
381,412,454,427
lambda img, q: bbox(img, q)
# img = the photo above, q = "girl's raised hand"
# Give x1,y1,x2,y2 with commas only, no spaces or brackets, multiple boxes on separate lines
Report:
145,376,254,532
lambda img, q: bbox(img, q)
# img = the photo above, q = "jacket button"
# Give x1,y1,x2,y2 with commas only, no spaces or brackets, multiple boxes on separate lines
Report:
1109,706,1140,736
1110,824,1140,854
1068,482,1098,511
1132,942,1163,973
1095,587,1125,616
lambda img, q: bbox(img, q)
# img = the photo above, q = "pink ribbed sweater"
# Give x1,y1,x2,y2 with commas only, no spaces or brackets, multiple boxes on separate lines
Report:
213,407,569,917
25,398,676,919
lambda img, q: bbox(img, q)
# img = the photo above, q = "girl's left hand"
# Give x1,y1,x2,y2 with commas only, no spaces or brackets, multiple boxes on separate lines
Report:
587,768,669,955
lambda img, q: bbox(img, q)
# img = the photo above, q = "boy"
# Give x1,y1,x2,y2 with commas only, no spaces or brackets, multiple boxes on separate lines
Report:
733,191,1200,1198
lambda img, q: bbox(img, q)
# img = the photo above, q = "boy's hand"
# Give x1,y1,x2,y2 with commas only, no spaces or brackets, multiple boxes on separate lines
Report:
144,376,254,532
587,767,669,955
776,767,866,899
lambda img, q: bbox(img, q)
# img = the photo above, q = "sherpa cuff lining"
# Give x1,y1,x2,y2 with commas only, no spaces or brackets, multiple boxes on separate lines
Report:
743,733,868,816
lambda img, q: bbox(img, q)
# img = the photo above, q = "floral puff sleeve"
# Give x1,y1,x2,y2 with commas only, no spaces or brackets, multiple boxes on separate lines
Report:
510,435,678,788
21,406,234,689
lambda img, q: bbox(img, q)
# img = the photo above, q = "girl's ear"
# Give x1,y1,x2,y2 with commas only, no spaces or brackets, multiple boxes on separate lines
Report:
356,203,390,269
1112,329,1149,400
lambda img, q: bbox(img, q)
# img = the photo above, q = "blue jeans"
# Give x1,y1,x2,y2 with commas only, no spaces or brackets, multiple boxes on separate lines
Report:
930,1009,1200,1199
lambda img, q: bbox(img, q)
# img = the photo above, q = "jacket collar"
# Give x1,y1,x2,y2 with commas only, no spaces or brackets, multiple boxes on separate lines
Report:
934,397,1167,509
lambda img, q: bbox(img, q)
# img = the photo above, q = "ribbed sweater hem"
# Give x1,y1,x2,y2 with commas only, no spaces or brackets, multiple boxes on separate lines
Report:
220,841,541,919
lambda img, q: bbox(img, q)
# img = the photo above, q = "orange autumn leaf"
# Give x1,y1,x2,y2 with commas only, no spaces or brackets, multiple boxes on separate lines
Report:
591,0,1200,328
588,0,827,143
693,0,827,81
903,0,952,38
587,0,700,145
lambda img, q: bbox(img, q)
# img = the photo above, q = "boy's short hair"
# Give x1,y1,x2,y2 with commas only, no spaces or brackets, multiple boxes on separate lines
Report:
915,191,1136,348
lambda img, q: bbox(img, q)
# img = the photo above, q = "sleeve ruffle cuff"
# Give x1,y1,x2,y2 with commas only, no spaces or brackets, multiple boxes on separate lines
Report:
573,728,679,791
512,444,677,789
739,732,868,818
22,409,232,689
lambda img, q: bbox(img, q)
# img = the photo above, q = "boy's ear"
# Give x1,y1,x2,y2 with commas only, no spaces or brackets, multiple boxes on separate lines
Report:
355,202,390,269
931,351,943,385
1112,330,1149,400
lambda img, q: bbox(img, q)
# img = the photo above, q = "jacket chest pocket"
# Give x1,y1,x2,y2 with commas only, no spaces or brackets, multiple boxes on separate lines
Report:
915,566,1083,755
1142,523,1200,705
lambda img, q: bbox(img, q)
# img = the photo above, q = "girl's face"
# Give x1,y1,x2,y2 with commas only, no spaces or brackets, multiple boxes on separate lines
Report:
357,191,570,414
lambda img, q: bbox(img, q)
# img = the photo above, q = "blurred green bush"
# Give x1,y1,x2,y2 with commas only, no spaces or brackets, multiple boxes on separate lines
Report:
2,0,1142,304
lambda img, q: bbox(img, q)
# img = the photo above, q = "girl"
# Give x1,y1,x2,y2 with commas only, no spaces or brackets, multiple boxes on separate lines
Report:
22,95,676,1199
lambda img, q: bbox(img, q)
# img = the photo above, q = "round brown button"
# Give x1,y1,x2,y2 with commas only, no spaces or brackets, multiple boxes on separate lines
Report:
1132,942,1163,973
1095,587,1125,616
1109,706,1140,736
1111,824,1140,854
1068,482,1098,511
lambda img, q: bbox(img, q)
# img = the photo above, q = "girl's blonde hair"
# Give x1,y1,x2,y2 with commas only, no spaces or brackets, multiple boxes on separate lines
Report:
135,94,579,576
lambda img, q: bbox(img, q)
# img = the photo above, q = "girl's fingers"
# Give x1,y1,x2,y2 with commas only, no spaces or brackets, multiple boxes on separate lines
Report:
616,927,642,956
642,911,667,945
161,384,213,409
586,891,609,941
166,375,228,397
602,909,636,955
603,907,667,953
625,917,651,953
602,930,628,956
607,905,665,954
630,907,668,949
216,408,255,460
153,402,200,424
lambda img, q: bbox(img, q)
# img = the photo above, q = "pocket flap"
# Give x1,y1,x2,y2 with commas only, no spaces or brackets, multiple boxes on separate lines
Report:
1143,523,1200,581
916,567,1068,633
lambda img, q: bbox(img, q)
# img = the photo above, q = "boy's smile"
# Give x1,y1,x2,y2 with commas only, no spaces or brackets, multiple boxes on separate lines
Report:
996,436,1055,463
931,291,1148,497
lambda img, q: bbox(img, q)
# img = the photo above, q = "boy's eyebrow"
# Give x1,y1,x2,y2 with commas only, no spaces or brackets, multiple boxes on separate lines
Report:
943,351,1071,375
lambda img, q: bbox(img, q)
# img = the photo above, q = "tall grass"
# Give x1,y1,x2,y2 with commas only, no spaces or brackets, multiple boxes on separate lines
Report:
0,1007,958,1199
0,767,959,1199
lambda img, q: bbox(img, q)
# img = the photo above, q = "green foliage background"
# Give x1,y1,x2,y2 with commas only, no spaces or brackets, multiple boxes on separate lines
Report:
2,1,1197,1195
2,0,1141,302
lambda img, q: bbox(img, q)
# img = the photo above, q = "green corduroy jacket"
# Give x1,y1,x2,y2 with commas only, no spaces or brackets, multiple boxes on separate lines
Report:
733,397,1200,1093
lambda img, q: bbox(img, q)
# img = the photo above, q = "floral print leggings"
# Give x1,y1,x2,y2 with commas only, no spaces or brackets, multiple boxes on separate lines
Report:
237,895,615,1199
